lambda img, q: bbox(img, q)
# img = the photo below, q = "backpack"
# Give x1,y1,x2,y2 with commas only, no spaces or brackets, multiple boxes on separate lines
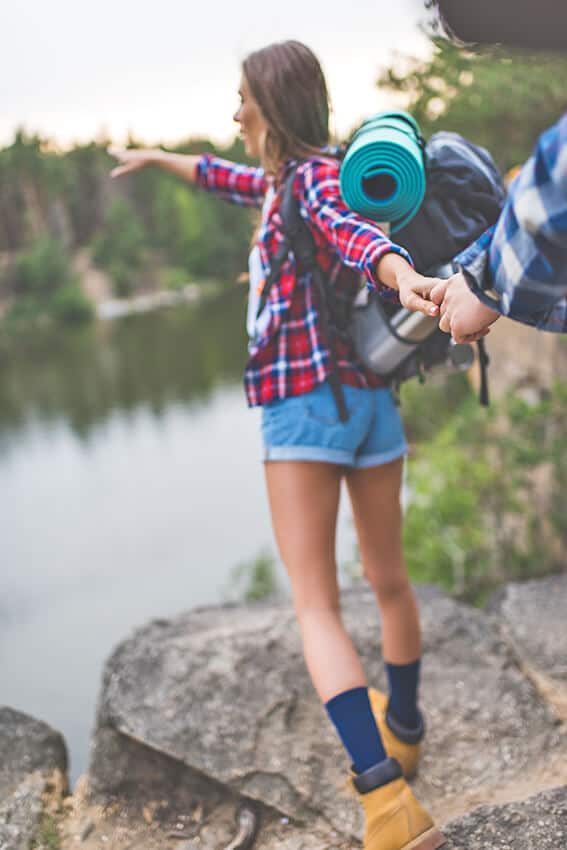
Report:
256,128,506,421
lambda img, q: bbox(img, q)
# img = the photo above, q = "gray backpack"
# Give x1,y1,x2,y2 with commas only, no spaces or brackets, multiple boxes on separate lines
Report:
257,132,506,420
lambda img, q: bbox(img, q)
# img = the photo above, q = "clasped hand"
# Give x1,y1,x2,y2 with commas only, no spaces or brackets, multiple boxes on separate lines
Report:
397,270,500,342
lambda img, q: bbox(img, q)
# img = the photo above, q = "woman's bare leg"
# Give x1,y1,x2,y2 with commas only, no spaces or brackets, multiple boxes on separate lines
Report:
264,460,366,701
345,458,420,664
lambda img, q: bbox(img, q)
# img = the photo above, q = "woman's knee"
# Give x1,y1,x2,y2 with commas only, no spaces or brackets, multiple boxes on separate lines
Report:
290,579,340,620
362,559,410,602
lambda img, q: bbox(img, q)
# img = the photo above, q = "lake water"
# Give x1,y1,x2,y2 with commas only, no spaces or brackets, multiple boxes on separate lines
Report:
0,290,358,785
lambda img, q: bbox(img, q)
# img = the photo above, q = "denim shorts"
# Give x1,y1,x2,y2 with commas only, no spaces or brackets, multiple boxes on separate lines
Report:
261,381,408,467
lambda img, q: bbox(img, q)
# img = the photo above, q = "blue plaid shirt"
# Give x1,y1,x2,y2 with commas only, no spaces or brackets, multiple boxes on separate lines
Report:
456,111,567,333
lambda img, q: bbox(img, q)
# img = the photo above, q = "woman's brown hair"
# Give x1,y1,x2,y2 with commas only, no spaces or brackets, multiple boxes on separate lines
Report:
242,40,331,174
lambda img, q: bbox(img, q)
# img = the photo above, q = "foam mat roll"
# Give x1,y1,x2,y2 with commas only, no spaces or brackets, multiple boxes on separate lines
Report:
340,111,426,232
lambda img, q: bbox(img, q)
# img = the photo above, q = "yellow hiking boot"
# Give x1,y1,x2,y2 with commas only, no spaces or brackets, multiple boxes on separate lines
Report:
368,688,424,780
353,758,445,850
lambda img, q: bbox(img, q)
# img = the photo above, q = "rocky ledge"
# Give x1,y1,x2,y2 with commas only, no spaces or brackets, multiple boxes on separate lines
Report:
2,573,566,850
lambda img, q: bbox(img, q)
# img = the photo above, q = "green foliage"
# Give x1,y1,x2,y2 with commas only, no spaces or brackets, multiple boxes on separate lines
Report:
403,398,518,596
30,814,61,850
379,39,567,170
6,237,93,326
92,196,147,296
106,260,138,297
398,370,472,444
64,142,114,245
402,383,567,601
229,549,279,602
146,171,251,282
503,383,567,542
93,197,145,282
0,131,69,253
163,266,191,290
13,237,72,297
6,295,49,324
152,180,217,275
0,132,253,294
50,284,94,324
0,288,248,438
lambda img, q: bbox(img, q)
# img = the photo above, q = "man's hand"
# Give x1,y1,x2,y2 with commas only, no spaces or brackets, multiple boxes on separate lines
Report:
430,272,500,342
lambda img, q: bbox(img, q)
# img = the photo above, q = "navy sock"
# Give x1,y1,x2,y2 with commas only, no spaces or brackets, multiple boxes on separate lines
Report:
385,658,421,730
325,686,387,774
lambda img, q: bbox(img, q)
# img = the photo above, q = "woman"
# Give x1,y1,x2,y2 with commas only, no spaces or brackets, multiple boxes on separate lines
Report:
110,41,445,850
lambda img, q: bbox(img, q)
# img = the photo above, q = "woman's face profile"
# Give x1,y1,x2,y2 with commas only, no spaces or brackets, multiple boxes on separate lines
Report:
234,76,268,160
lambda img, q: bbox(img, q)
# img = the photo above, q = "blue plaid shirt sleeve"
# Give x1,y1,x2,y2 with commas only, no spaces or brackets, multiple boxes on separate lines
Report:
456,112,567,333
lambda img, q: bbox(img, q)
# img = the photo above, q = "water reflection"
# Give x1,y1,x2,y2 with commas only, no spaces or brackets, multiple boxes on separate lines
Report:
0,291,358,784
0,287,247,441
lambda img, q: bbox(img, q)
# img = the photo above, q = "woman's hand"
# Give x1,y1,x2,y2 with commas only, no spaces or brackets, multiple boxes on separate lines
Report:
375,253,441,318
108,148,200,184
395,267,442,318
430,273,500,342
108,147,162,178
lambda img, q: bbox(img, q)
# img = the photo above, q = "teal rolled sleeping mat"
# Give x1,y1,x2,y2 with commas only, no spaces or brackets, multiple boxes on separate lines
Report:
339,111,426,233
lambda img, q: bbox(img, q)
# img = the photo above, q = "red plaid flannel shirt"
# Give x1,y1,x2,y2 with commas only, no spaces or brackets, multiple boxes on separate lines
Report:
196,154,412,407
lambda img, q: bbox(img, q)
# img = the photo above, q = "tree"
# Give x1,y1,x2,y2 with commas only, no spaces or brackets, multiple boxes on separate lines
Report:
379,39,567,170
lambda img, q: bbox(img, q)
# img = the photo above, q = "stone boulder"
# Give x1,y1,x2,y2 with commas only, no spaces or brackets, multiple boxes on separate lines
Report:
0,774,47,850
0,708,68,850
89,584,567,841
0,707,68,800
490,573,567,722
445,785,567,849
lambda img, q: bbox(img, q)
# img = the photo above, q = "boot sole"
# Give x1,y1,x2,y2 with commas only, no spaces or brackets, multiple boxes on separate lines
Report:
403,827,446,850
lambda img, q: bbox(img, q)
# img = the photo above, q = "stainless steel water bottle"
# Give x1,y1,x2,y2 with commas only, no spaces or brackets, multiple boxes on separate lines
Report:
352,303,436,375
351,295,474,378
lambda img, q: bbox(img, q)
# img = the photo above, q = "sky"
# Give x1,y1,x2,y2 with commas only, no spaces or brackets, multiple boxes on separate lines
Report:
2,0,433,149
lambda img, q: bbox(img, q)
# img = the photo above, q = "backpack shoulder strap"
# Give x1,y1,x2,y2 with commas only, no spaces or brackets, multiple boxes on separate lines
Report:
256,161,349,422
477,338,490,406
279,165,319,269
254,165,301,320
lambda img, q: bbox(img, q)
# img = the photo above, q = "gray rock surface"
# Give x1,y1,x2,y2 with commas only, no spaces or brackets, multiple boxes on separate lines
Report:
444,785,567,849
89,584,567,839
491,573,567,721
0,708,68,850
0,773,45,850
0,707,68,800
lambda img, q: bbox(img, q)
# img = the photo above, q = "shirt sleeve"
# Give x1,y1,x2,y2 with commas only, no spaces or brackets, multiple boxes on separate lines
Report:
296,158,413,301
457,113,567,333
195,154,268,208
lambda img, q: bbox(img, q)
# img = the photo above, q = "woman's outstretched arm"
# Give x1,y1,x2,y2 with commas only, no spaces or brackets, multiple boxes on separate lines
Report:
109,148,200,183
109,148,267,208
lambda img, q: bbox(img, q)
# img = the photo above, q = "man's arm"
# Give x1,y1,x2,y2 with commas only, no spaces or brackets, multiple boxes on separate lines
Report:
458,112,567,333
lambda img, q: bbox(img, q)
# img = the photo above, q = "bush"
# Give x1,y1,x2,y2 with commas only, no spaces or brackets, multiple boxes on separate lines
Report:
403,386,566,602
163,266,190,291
5,237,94,326
13,237,73,296
228,549,279,602
6,295,46,323
92,197,146,276
107,260,137,297
50,284,94,323
399,370,473,444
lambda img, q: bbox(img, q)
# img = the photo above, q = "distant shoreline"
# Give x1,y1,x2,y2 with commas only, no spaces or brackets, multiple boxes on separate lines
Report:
96,283,212,320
